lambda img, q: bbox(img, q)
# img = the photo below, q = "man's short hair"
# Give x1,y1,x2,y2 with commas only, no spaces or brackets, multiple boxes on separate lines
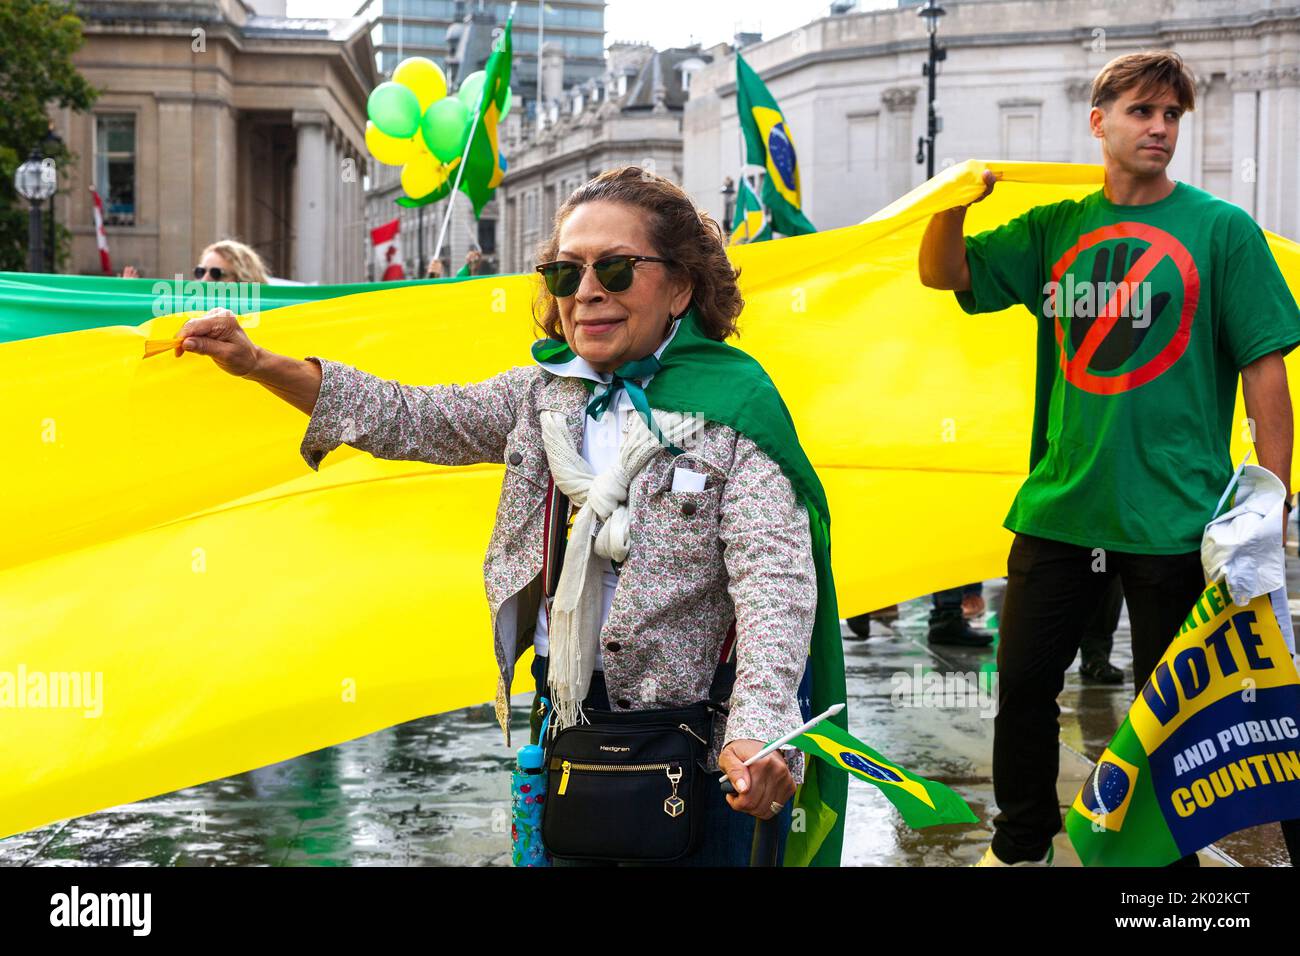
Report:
1091,51,1197,112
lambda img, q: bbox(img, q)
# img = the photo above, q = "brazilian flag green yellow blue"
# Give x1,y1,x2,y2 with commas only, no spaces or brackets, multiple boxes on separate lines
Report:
3,161,1300,866
735,52,815,237
790,719,978,828
1066,580,1300,866
729,177,771,245
460,17,512,216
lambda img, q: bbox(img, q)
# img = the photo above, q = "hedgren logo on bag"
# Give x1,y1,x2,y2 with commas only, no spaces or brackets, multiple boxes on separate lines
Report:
890,665,998,719
0,665,102,718
49,886,151,936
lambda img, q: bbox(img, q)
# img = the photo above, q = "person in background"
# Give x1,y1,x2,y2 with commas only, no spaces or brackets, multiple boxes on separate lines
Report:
195,239,269,285
426,258,446,279
457,248,482,277
1078,578,1124,684
927,583,992,647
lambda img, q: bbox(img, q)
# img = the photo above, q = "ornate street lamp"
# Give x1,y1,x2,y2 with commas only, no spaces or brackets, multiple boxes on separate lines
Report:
915,0,947,180
14,147,57,273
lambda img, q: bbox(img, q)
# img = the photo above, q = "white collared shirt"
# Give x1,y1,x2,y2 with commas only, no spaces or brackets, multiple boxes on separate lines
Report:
533,319,682,668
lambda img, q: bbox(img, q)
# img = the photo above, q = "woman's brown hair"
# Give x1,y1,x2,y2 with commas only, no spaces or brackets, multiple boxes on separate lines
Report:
532,166,744,342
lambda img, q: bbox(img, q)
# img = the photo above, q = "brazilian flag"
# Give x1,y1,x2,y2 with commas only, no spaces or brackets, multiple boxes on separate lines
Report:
735,53,815,238
789,719,978,829
729,177,771,245
460,17,513,216
728,178,764,247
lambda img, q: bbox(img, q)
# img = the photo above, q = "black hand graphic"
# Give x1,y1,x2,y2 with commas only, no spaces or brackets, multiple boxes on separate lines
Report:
1067,242,1171,372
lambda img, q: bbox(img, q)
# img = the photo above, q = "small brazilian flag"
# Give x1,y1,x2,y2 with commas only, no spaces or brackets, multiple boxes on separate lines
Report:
788,719,978,829
460,17,513,216
729,177,771,245
735,52,815,238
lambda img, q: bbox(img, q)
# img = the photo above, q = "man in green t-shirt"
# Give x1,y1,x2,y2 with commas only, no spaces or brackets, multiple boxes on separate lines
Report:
919,51,1300,866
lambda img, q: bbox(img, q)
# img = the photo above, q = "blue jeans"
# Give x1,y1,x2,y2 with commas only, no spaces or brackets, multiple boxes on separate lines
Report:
530,654,792,866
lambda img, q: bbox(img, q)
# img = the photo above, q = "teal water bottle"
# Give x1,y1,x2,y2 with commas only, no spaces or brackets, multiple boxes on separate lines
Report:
511,742,550,866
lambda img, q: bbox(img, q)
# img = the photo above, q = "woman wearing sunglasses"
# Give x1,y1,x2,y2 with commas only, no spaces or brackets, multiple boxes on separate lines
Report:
194,239,269,285
173,166,840,867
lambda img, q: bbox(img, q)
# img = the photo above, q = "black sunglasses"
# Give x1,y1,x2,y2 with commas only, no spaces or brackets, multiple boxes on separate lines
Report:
535,254,670,297
194,266,225,280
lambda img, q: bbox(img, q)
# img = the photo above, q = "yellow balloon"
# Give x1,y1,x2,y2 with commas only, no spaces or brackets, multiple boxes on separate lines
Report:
401,152,449,199
365,121,416,167
393,57,448,112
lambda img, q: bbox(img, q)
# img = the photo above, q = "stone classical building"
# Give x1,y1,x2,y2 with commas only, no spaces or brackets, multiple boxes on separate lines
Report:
684,0,1300,237
493,42,711,274
53,0,376,282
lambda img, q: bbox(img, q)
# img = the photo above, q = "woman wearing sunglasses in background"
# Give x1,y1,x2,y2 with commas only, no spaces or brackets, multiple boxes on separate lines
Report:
172,166,835,867
194,239,269,285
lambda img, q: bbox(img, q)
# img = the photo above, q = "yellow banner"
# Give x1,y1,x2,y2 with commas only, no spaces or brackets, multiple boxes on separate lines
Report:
2,161,1298,840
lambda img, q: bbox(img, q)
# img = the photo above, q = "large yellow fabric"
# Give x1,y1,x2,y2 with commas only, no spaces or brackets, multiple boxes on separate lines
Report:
2,161,1298,840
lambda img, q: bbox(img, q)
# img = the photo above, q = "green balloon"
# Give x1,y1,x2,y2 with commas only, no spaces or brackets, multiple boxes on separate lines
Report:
457,71,487,110
368,82,421,139
420,98,471,163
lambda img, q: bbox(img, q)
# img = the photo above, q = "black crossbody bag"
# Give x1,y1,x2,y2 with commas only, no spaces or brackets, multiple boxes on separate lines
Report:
536,480,734,863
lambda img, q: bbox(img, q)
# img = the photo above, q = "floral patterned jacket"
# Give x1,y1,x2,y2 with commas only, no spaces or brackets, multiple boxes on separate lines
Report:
298,357,816,780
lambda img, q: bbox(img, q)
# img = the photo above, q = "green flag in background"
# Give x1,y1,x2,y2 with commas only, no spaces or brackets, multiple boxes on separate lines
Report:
788,717,979,829
729,177,772,244
735,52,816,238
459,17,513,216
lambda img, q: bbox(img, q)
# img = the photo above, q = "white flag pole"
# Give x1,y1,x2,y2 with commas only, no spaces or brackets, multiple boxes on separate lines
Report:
717,703,845,782
433,3,515,262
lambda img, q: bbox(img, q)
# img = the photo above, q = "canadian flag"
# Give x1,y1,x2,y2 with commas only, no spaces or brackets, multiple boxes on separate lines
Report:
90,186,112,274
370,218,405,281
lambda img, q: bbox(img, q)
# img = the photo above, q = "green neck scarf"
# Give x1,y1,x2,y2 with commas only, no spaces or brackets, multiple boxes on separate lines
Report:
530,307,848,867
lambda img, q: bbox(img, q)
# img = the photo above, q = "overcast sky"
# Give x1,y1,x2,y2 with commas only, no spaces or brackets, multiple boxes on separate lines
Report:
285,1,899,51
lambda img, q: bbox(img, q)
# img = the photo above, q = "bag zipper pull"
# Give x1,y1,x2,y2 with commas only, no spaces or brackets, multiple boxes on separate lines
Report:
679,722,708,746
663,765,685,817
558,759,572,796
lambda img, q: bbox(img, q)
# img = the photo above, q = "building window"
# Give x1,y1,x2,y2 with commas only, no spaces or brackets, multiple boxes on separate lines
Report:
95,114,136,226
998,99,1042,161
478,217,496,255
847,112,879,170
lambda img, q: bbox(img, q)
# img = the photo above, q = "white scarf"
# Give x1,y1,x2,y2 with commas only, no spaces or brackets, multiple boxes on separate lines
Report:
539,407,703,730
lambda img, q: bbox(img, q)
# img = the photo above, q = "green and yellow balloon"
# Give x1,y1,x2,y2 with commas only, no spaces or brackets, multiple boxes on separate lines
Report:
365,57,511,204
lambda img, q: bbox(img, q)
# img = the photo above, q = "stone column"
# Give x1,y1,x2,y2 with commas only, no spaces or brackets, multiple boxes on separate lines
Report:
881,86,919,203
157,96,195,278
1166,74,1210,188
1064,79,1093,164
1257,66,1300,237
1228,70,1262,218
293,110,328,284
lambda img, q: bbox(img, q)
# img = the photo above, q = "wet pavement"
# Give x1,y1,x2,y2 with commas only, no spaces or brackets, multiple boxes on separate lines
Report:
4,564,1298,866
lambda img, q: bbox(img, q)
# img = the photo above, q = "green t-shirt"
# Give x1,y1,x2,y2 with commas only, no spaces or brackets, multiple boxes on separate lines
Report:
958,182,1300,554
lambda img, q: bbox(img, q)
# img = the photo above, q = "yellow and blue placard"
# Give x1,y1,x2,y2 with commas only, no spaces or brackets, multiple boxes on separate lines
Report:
1067,580,1300,865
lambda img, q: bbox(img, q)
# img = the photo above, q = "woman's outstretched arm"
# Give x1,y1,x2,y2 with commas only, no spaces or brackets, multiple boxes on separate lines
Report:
177,307,535,470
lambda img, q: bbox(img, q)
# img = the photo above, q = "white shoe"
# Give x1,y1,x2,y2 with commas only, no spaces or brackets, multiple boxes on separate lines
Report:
974,845,1054,867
